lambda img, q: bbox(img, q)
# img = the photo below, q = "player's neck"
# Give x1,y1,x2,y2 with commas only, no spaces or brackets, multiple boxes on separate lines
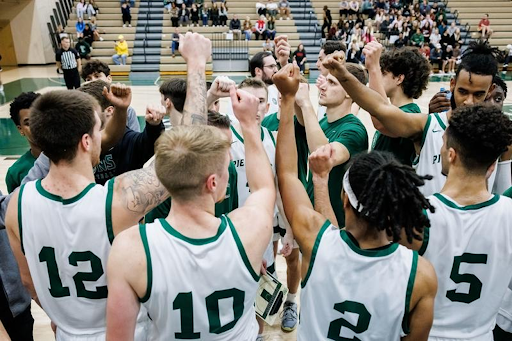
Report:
326,99,352,123
441,166,491,205
166,197,220,237
389,90,413,108
43,158,96,197
29,144,42,159
344,222,391,250
169,108,183,127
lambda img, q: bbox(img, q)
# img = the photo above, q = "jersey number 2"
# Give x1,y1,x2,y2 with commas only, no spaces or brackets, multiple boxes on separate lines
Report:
39,246,108,299
327,300,371,340
446,253,488,304
173,289,245,339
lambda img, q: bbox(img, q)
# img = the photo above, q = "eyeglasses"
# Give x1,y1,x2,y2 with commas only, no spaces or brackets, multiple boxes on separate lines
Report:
263,64,278,70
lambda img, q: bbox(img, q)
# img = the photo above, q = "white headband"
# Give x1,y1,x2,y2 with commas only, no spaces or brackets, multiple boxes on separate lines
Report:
343,169,364,213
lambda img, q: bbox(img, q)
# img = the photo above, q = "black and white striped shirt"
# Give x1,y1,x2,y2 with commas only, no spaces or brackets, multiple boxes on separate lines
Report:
56,48,79,70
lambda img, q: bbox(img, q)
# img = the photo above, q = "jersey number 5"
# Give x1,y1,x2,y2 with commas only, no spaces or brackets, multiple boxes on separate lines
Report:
327,300,371,341
39,246,108,299
446,253,488,304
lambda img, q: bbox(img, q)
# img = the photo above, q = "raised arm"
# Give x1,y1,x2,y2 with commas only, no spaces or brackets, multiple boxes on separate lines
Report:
309,144,338,226
111,161,169,235
274,64,325,259
206,76,235,109
179,32,212,125
274,35,291,67
324,52,428,139
101,83,130,152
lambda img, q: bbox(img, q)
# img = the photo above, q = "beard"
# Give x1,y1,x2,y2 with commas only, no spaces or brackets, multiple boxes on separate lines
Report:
450,93,456,110
262,74,274,85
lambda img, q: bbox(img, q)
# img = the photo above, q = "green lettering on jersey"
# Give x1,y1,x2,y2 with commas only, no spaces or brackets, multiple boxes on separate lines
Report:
327,300,372,340
446,253,488,304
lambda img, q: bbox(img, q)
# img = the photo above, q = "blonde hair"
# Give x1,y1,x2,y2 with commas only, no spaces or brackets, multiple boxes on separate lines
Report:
155,125,231,201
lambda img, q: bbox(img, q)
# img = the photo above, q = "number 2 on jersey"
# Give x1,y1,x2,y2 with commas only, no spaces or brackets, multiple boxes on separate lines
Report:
446,253,488,304
39,246,108,299
327,300,371,340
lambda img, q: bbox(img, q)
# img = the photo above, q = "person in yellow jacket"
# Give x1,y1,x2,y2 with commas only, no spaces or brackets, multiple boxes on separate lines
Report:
112,35,129,65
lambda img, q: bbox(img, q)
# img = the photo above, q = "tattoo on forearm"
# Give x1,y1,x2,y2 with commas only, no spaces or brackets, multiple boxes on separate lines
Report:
181,71,207,125
119,165,168,215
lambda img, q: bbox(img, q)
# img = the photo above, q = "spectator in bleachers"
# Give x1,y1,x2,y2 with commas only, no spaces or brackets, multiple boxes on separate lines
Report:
267,16,276,40
84,0,97,18
179,3,190,26
328,24,338,40
75,37,92,60
262,37,275,53
429,28,441,49
243,16,253,40
83,23,95,45
419,42,430,59
171,28,180,57
266,0,278,18
254,15,267,40
279,0,291,20
210,3,219,26
55,25,69,47
441,28,455,50
170,2,180,27
394,32,406,48
478,14,493,39
346,39,362,64
76,0,87,20
411,28,424,47
230,14,241,39
374,8,385,29
421,20,432,44
120,0,134,6
363,22,376,44
121,1,132,27
190,4,200,26
256,2,267,17
348,0,359,16
442,44,456,74
361,0,375,19
293,43,307,74
164,0,173,13
429,43,443,71
447,22,457,36
436,13,447,28
339,0,349,19
219,3,228,27
76,17,85,38
185,0,194,8
89,17,104,41
379,14,390,36
112,35,129,65
201,3,209,26
322,6,332,39
419,0,430,16
89,0,99,15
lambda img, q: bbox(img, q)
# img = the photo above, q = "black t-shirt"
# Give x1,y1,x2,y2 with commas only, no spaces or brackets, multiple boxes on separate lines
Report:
293,50,306,64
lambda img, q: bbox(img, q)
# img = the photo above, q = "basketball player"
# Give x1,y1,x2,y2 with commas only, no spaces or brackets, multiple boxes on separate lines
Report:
365,44,431,166
324,40,509,196
105,88,275,340
402,104,512,340
294,63,368,227
273,63,437,340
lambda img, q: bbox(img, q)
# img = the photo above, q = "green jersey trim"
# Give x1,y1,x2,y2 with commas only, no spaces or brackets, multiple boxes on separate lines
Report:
139,224,153,303
105,178,115,244
225,215,260,282
35,179,96,205
159,217,227,245
402,251,418,334
434,193,499,210
230,126,265,144
301,220,331,288
418,227,430,256
267,128,276,146
413,115,432,166
433,112,447,130
340,230,399,257
18,184,26,255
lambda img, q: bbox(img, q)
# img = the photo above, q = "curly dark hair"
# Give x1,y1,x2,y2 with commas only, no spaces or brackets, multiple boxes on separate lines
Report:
9,92,40,126
493,74,508,97
456,40,498,80
321,40,347,55
348,151,435,244
80,59,111,81
447,103,512,173
380,47,431,99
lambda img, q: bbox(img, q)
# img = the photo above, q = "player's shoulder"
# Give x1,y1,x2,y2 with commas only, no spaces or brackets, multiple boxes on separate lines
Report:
415,254,438,297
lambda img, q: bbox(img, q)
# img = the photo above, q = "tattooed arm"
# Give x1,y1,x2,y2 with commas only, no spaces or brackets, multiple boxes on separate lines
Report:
178,32,212,125
111,161,169,235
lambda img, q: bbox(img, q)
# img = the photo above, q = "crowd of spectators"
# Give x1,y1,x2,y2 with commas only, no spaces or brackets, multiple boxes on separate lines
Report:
165,0,231,27
320,0,465,74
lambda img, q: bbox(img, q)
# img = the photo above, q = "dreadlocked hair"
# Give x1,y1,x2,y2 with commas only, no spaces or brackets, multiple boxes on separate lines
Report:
348,151,435,244
456,40,499,79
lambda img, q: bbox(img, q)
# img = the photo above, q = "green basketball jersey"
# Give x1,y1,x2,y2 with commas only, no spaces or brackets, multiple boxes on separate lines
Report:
371,103,421,166
298,115,368,227
503,187,512,198
6,150,37,193
261,112,280,132
145,161,238,223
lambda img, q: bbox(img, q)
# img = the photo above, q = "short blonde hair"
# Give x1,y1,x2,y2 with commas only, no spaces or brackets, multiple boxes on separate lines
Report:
155,125,231,201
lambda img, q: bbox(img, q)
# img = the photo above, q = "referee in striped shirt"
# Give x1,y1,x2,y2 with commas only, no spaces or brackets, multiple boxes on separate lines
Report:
56,37,81,89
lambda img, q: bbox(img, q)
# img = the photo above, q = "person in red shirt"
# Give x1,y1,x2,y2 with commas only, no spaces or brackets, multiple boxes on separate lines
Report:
478,14,493,39
255,15,267,40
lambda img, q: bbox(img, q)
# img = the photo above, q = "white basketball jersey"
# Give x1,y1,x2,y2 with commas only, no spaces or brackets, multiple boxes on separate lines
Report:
414,112,498,197
423,194,512,340
230,125,276,269
18,180,114,338
140,215,259,340
223,84,279,123
299,223,417,341
413,112,447,197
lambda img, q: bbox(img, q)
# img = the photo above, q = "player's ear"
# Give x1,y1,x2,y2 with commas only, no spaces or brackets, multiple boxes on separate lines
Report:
205,174,217,193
